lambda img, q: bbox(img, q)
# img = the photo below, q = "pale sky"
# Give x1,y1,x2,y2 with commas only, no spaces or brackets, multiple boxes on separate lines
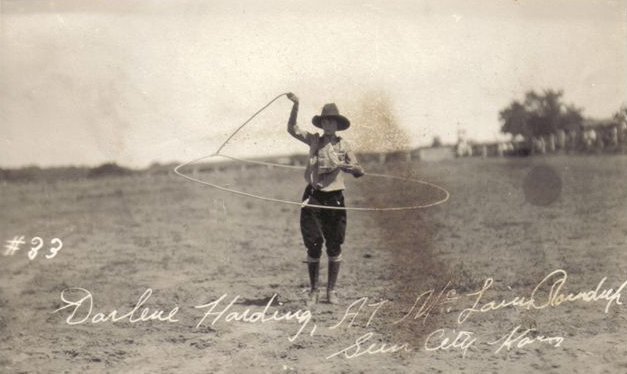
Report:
1,0,626,167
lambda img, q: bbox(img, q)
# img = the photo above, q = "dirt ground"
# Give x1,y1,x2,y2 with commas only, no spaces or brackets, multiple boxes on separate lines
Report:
1,154,627,373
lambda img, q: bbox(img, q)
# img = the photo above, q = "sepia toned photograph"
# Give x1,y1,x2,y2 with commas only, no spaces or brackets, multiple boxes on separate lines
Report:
1,0,626,372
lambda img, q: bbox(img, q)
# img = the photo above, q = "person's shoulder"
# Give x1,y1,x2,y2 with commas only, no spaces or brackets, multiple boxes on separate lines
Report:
303,131,320,147
337,137,353,149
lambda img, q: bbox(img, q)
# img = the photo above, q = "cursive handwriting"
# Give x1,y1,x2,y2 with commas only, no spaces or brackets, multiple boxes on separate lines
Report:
394,281,458,325
194,293,315,342
329,297,387,329
53,288,180,324
326,332,411,359
458,269,627,324
424,328,476,358
488,325,564,354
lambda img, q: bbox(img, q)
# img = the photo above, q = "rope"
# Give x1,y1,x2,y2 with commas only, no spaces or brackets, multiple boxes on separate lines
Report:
214,93,290,155
219,153,304,170
174,94,450,211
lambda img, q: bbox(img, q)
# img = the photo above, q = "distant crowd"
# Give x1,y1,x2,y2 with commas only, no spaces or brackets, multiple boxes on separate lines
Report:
456,118,627,158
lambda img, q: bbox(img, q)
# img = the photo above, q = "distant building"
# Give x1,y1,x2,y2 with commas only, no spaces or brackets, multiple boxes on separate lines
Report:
414,146,455,162
275,157,292,165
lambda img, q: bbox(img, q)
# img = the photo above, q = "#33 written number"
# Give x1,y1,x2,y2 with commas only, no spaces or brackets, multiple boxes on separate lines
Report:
28,237,63,260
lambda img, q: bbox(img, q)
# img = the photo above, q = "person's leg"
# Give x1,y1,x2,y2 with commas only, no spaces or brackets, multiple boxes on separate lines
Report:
320,192,347,304
306,257,320,297
300,189,324,303
326,256,341,304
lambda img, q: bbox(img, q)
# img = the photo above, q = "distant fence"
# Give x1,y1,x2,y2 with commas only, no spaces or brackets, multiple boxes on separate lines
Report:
3,120,626,183
456,119,627,158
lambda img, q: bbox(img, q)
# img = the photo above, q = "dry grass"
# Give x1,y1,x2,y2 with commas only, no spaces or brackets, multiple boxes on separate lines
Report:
1,155,626,373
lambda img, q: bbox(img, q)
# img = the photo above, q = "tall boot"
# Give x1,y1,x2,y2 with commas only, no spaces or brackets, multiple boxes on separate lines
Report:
327,257,341,304
307,257,320,305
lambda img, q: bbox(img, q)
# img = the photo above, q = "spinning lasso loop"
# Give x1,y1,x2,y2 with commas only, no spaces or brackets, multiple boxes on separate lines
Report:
174,93,450,211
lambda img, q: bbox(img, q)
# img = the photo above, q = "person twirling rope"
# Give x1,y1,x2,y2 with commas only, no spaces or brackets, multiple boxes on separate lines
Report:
286,93,364,305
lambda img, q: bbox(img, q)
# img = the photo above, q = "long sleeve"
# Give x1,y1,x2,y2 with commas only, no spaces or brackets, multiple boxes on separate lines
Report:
344,142,365,177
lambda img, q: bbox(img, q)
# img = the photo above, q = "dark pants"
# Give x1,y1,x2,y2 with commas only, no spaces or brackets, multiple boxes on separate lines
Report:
300,185,347,259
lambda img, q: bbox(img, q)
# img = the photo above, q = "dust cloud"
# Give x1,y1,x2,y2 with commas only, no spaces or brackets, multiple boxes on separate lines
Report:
346,90,411,154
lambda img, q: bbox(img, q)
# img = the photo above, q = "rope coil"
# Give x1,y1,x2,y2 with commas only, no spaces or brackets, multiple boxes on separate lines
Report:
174,93,450,211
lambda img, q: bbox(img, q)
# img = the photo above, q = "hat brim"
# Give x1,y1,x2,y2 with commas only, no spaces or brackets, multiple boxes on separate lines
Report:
312,115,350,131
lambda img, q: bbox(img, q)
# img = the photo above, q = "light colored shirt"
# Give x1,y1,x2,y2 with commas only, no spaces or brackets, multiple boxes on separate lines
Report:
289,123,363,191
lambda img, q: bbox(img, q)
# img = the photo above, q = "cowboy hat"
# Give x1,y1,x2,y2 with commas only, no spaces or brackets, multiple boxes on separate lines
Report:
312,103,350,131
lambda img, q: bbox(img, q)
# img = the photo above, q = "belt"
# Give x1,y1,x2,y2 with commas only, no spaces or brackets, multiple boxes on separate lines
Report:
306,184,343,198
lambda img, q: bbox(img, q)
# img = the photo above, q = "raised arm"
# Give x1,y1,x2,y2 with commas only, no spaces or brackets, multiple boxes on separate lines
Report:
286,93,312,144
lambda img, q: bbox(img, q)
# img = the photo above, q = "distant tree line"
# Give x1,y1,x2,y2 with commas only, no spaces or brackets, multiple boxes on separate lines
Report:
497,89,627,155
614,104,627,124
499,89,584,139
0,162,137,183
